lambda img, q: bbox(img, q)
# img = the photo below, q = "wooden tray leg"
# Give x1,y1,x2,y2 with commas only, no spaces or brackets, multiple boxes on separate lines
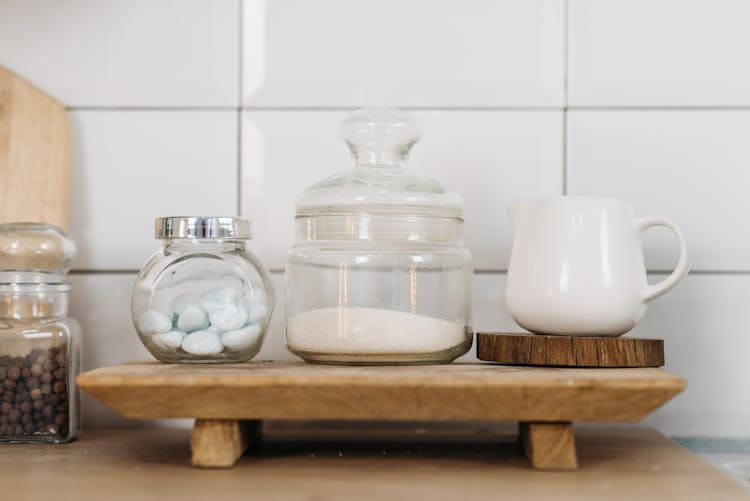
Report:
519,421,578,470
191,419,261,468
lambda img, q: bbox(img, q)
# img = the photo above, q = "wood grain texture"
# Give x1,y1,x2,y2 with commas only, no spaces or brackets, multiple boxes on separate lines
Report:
1,426,748,501
0,66,70,228
477,333,665,367
520,422,578,470
191,419,259,468
77,362,685,422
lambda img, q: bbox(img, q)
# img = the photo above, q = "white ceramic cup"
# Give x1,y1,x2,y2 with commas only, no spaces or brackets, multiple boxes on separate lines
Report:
505,196,690,336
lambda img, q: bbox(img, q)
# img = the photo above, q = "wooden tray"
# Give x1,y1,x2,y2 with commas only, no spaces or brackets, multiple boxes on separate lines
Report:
77,362,686,470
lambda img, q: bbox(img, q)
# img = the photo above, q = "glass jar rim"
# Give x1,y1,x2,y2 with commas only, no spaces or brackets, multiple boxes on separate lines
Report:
0,272,70,291
155,217,252,240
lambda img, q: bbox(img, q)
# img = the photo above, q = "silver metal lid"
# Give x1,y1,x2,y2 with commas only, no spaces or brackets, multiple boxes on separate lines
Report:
155,217,252,239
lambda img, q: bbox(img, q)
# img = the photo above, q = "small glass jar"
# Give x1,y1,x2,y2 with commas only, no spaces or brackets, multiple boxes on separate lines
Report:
0,223,81,443
285,108,473,365
132,217,274,363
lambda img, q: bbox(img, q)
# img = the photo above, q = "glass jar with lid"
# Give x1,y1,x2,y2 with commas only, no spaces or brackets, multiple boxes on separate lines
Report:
0,223,81,443
285,107,473,364
132,217,274,363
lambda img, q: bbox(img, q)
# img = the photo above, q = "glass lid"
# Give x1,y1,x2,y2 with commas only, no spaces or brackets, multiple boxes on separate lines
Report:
295,107,464,219
0,222,76,278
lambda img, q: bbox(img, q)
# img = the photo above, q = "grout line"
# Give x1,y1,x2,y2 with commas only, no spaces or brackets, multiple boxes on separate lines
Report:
236,110,243,216
561,0,569,195
562,108,568,195
68,268,750,276
237,0,244,109
264,269,750,276
236,0,244,217
672,270,750,276
65,105,750,113
563,0,569,109
566,106,750,111
236,0,245,216
69,270,138,275
67,106,239,112
67,106,566,112
242,106,565,112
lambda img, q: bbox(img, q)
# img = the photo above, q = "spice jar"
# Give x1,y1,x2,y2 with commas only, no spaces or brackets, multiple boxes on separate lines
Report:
285,107,473,364
0,223,81,443
132,217,274,363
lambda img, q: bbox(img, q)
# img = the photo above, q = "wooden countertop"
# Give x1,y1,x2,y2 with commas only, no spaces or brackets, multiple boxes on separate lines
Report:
1,423,748,500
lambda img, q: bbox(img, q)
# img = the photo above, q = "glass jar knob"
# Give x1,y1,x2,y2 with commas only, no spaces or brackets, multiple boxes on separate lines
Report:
339,107,422,167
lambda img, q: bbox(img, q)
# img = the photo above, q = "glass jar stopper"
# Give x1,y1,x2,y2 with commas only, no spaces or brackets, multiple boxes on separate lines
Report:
339,107,422,167
0,222,76,276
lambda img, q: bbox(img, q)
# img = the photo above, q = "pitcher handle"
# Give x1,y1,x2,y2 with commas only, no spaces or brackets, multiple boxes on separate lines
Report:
636,217,690,302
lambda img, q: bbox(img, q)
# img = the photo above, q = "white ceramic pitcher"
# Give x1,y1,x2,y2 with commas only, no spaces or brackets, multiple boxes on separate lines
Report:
505,196,690,336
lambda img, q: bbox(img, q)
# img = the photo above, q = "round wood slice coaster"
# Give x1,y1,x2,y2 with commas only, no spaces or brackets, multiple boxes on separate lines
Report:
476,333,664,368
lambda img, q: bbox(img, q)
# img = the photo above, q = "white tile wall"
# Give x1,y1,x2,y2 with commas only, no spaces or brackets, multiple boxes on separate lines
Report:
0,0,239,107
242,110,562,271
568,0,750,106
567,111,750,272
1,0,747,437
70,273,191,428
69,111,239,270
243,0,564,107
639,274,750,437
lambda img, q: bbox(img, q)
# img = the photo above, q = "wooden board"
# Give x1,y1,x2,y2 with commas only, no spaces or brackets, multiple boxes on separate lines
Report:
0,66,70,228
1,426,748,501
77,362,684,422
77,362,685,470
477,333,665,367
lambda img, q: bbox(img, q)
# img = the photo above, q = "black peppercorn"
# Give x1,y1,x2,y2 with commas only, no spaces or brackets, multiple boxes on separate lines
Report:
41,405,54,420
0,345,70,439
8,409,21,422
